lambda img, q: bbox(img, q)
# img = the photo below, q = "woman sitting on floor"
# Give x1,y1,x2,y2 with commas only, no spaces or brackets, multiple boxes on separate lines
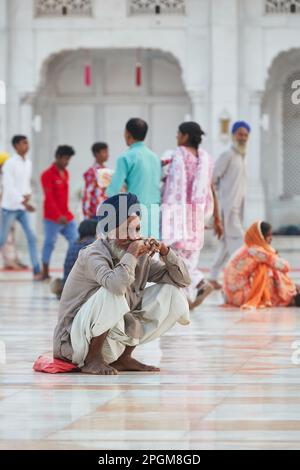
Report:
223,220,300,309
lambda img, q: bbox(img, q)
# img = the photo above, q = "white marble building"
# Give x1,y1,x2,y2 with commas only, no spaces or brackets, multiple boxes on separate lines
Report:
1,0,300,229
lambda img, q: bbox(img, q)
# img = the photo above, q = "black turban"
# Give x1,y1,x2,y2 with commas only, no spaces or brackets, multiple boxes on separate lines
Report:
97,193,141,234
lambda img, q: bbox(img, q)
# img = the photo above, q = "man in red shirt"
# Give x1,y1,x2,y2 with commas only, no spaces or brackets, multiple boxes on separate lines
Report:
82,142,109,219
41,145,78,280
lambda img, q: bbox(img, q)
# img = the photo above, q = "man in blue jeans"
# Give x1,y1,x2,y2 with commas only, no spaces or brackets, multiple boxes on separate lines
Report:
0,135,41,279
50,219,97,299
40,145,78,280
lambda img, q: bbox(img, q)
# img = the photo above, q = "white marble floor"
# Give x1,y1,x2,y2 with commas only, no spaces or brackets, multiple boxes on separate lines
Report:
1,252,300,450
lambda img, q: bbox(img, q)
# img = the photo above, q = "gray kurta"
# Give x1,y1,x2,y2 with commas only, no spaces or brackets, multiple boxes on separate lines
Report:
209,146,247,280
53,238,191,361
213,146,246,238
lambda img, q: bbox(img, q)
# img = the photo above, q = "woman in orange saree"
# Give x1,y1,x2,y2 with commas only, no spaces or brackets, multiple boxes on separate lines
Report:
223,221,300,309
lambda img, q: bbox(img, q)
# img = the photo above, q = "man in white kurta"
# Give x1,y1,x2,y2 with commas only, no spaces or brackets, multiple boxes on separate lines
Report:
0,136,41,277
208,121,251,289
0,151,20,269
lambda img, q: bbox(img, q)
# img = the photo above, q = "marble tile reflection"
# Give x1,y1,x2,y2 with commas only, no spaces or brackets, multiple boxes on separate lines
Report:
0,262,300,449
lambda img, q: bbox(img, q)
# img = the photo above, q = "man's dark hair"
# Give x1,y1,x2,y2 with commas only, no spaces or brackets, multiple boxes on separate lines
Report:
78,220,97,239
12,135,27,147
55,145,75,158
126,118,148,141
91,142,108,157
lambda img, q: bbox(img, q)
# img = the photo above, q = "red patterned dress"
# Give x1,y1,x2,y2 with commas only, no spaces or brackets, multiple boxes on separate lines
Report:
82,163,107,219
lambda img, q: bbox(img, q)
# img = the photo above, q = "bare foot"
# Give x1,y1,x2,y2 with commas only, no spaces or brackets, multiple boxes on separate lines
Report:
4,263,23,271
111,356,160,372
33,274,52,282
81,361,118,375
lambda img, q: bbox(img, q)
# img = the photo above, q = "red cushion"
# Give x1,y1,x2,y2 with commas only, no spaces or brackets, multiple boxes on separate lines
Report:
33,355,78,374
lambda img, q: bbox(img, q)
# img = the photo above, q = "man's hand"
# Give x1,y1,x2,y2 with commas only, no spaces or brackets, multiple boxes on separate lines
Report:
22,194,31,204
158,242,169,257
57,216,68,225
214,218,223,239
127,238,170,258
24,203,35,213
146,238,169,257
127,239,151,258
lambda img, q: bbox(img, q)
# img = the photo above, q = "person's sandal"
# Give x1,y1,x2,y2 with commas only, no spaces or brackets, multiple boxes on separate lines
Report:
190,281,214,310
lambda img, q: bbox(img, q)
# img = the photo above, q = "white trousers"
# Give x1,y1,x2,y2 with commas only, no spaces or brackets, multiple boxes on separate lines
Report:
209,235,243,281
209,208,244,281
70,283,190,367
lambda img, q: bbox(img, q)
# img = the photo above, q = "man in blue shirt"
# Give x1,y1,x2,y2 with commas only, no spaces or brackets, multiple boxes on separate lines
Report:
106,118,161,238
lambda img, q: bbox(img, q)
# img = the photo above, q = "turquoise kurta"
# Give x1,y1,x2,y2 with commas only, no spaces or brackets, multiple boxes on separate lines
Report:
106,142,161,238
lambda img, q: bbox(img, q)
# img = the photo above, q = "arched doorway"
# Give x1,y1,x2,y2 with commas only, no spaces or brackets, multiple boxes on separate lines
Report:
261,49,300,228
33,48,191,212
282,71,300,198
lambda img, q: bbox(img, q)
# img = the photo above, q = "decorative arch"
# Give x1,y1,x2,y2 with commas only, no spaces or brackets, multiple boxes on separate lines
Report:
261,48,300,226
264,48,300,93
33,37,188,96
32,48,192,213
34,47,187,99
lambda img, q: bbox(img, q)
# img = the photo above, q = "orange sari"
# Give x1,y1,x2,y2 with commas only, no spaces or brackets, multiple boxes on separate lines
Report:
224,221,296,309
241,221,275,309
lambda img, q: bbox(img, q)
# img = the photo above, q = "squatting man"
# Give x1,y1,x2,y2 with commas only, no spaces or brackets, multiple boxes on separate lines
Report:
53,193,191,375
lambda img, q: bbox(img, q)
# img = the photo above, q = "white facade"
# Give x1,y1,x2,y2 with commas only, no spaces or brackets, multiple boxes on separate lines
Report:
1,0,300,229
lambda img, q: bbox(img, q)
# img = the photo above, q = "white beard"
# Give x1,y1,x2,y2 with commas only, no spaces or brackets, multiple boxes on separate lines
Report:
232,138,247,156
108,239,127,261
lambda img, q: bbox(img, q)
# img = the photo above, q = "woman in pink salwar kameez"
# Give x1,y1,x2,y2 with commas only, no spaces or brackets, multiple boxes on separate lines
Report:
161,122,218,309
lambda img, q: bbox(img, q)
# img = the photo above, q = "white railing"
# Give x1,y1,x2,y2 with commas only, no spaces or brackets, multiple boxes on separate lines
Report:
128,0,185,15
265,0,300,13
35,0,92,17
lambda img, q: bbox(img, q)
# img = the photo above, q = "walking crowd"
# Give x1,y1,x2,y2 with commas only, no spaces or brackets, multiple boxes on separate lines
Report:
1,117,300,375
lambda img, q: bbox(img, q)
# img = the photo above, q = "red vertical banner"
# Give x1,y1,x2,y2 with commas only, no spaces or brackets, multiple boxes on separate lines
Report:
135,49,142,87
135,62,142,87
84,64,91,87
